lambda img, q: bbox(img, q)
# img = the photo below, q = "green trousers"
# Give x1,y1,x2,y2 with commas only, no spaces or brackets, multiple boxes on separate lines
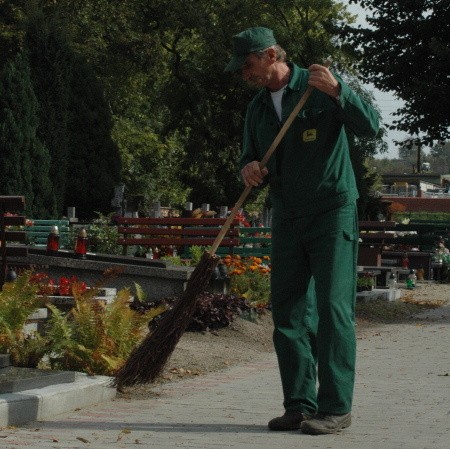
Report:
270,202,358,416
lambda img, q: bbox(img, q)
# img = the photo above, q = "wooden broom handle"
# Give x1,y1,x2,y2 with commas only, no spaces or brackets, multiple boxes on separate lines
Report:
209,84,316,256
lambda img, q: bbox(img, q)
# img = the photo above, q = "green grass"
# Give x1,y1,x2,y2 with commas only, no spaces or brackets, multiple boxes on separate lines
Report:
392,211,450,223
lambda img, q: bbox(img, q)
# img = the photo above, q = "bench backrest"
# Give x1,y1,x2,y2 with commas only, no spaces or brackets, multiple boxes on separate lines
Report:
116,218,448,259
359,220,449,249
26,219,71,248
215,226,272,257
116,217,241,256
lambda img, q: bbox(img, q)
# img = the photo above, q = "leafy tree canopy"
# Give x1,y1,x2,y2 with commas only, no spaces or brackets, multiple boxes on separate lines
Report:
0,0,388,217
126,0,370,206
343,0,450,147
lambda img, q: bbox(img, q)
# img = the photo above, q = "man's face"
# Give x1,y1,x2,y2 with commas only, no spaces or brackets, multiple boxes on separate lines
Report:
240,52,271,89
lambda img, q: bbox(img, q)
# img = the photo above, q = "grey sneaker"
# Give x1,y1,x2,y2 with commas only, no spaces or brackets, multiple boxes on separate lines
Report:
268,410,307,431
300,412,351,435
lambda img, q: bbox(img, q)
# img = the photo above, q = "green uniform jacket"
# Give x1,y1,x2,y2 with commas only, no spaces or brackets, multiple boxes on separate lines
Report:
240,63,380,217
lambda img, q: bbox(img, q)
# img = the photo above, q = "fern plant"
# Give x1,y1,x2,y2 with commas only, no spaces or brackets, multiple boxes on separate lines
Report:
46,284,165,376
4,330,49,368
0,272,48,367
0,272,42,336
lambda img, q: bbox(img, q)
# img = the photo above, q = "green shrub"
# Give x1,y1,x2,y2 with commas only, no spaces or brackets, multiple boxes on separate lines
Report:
392,211,450,223
87,212,122,255
188,245,206,266
187,292,251,332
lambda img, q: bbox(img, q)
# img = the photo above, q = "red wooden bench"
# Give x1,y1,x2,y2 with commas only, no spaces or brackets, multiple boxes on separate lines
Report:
115,217,241,257
357,220,436,279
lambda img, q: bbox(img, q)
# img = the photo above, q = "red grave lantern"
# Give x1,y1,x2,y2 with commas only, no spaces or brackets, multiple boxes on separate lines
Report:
74,228,88,259
46,225,60,255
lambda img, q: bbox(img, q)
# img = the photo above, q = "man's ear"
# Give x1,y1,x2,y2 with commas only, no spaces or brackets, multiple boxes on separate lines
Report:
265,47,277,64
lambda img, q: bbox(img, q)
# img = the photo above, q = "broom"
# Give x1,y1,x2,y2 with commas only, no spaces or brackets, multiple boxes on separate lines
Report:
113,83,316,390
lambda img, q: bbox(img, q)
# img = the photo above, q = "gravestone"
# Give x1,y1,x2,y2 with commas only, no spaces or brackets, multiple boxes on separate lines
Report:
0,354,76,393
0,366,75,393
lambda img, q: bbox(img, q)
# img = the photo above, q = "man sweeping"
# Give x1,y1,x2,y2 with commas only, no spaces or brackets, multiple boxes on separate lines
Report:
225,27,379,434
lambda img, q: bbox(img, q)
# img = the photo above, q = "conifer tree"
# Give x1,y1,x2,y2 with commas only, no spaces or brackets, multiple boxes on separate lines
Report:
0,52,54,217
0,53,32,211
65,55,121,219
26,6,73,216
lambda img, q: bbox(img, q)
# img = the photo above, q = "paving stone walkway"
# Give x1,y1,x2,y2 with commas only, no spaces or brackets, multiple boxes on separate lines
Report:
1,306,449,449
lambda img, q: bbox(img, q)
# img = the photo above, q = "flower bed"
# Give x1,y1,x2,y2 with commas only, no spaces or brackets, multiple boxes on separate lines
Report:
1,271,160,374
30,273,88,296
222,255,271,308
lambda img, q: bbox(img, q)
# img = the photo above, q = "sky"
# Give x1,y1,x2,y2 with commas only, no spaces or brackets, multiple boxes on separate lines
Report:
346,3,408,159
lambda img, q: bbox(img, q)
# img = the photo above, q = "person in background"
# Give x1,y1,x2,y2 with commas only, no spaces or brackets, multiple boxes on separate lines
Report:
434,237,449,282
225,27,379,435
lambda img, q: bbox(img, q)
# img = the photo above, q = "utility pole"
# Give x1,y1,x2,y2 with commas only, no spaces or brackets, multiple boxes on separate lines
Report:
416,142,422,174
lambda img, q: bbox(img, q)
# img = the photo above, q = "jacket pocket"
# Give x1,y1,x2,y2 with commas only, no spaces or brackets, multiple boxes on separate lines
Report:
343,230,356,241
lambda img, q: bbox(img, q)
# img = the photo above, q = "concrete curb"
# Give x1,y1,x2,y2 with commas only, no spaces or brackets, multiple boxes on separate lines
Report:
0,372,116,427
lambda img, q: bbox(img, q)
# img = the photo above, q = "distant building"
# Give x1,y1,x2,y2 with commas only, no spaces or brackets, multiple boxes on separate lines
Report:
380,173,449,198
379,173,450,215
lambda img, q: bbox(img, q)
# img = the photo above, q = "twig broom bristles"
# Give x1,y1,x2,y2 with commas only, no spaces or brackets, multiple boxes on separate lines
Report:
113,250,219,389
113,84,315,390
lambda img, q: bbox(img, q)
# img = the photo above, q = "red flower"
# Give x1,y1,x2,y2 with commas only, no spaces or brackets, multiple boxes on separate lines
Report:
30,272,90,296
58,276,71,296
30,273,55,295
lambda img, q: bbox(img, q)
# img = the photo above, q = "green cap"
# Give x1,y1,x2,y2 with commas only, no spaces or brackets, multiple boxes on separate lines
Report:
224,27,277,72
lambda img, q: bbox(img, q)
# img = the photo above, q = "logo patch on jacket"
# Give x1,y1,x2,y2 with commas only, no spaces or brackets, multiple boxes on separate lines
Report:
303,129,317,142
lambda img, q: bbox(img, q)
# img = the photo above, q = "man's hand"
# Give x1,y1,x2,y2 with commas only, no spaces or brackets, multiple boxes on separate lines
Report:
307,64,340,98
241,161,268,187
